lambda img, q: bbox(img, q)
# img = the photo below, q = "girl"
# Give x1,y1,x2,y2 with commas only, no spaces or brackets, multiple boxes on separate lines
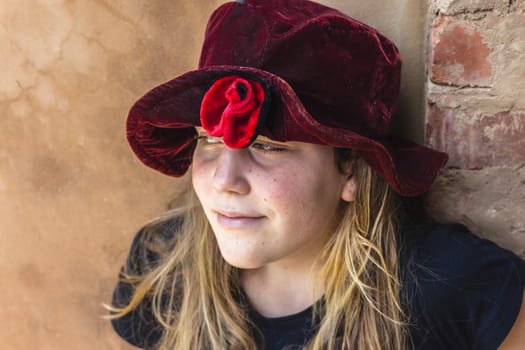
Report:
109,0,525,348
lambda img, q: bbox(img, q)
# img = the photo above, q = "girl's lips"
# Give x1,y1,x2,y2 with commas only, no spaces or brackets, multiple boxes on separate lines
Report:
215,212,265,228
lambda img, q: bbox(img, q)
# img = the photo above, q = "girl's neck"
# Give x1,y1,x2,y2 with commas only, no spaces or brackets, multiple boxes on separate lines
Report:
240,262,323,318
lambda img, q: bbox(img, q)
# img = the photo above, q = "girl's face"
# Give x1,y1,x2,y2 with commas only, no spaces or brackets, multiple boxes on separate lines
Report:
192,130,356,270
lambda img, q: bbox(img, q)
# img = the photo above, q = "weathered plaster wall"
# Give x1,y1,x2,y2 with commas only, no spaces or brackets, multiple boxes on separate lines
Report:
1,1,223,349
0,0,475,348
425,0,525,256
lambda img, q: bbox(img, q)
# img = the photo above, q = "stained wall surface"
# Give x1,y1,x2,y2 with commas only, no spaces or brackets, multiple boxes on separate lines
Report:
3,0,518,349
425,0,525,256
1,1,223,348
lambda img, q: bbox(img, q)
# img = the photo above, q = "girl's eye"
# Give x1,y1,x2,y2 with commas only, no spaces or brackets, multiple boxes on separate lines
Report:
197,135,222,145
196,134,285,153
251,142,286,153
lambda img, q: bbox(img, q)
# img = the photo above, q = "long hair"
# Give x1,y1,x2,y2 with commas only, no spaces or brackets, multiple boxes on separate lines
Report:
309,150,408,349
109,150,408,349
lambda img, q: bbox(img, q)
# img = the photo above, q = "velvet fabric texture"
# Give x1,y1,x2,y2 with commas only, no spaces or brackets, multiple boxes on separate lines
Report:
126,0,448,196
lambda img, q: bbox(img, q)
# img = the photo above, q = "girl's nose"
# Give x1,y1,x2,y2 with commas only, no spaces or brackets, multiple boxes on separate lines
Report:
212,149,250,195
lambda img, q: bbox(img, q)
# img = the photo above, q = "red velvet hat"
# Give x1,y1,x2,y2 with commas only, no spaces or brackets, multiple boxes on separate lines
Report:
126,0,448,196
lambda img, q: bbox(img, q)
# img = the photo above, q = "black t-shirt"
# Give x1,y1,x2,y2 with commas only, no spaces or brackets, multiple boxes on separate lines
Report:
111,223,525,349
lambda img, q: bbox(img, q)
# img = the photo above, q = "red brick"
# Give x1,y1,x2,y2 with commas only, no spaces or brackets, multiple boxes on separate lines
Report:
430,16,492,87
426,105,525,168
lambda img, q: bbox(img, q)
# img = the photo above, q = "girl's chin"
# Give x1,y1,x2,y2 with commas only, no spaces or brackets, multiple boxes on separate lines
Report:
217,248,268,270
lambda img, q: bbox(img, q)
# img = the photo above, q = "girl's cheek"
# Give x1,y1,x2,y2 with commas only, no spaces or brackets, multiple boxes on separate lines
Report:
191,164,209,194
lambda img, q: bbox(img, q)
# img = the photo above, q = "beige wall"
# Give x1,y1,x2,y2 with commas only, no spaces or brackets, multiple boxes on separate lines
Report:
0,1,427,348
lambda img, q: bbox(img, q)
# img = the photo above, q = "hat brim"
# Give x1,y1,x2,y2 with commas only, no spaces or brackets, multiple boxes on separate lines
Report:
127,65,448,196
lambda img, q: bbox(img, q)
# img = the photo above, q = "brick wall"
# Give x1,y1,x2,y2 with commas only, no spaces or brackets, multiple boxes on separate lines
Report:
425,0,525,256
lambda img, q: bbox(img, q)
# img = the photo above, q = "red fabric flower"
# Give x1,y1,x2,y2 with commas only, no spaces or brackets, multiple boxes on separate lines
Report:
200,75,266,148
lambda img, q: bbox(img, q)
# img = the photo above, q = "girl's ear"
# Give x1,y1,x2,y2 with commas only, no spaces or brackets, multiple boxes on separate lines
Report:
340,175,357,202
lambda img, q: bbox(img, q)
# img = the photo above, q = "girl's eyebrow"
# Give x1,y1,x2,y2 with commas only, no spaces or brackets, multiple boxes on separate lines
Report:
196,127,287,146
195,129,212,137
252,135,288,145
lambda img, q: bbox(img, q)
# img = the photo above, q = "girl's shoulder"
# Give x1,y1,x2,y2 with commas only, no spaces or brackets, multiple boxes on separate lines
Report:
123,218,181,275
401,223,525,350
111,218,180,348
403,222,525,278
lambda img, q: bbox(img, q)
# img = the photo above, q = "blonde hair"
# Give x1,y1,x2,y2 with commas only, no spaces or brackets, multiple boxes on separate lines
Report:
108,151,408,349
